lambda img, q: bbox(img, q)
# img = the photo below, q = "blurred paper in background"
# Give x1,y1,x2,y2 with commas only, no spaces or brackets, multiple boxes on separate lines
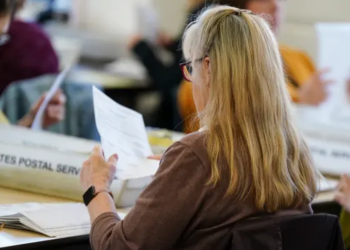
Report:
136,3,160,43
316,23,350,124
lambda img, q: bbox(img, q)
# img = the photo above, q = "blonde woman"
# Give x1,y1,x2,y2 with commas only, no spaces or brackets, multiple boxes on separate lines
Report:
81,6,318,250
178,0,333,133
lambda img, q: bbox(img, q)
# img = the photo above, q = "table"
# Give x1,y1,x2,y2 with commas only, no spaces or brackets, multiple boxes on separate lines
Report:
0,186,339,249
67,68,149,90
67,67,154,113
0,187,129,250
313,189,341,216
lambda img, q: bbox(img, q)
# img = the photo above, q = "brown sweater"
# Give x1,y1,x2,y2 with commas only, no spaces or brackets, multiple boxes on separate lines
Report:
90,132,312,250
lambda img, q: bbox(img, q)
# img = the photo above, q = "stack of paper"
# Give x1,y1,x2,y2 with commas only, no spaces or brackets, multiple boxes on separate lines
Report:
316,23,350,124
0,202,128,237
0,203,90,237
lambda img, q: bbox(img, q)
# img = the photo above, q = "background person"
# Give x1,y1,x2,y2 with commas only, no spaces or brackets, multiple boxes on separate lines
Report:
128,0,245,130
0,89,66,129
0,0,59,95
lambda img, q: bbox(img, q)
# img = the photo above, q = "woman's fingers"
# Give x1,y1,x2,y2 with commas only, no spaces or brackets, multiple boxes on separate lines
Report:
43,105,65,128
335,192,346,206
313,68,333,87
335,175,350,210
92,145,105,159
322,79,334,86
50,90,66,105
47,105,65,120
317,68,331,76
148,154,163,160
338,175,349,192
108,154,119,165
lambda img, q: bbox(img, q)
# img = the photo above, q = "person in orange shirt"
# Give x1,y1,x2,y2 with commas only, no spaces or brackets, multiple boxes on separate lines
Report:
178,0,331,133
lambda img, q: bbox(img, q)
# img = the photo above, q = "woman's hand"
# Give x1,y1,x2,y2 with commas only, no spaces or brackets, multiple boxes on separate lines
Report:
33,89,66,128
80,145,118,192
128,35,143,49
299,69,333,106
18,89,66,128
148,154,163,161
156,31,173,47
335,175,350,213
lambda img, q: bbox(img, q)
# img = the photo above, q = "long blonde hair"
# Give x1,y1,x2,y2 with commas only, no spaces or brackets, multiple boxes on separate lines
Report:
182,6,318,212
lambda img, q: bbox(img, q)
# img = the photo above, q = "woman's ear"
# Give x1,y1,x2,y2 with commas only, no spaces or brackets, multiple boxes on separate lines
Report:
204,57,210,86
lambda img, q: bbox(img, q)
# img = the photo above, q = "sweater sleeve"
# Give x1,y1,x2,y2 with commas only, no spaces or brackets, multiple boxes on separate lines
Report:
90,142,207,250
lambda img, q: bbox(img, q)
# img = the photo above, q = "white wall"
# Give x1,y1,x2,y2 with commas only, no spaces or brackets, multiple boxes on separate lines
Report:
154,0,350,63
71,0,142,39
153,0,188,37
278,0,350,62
70,0,188,39
69,0,350,62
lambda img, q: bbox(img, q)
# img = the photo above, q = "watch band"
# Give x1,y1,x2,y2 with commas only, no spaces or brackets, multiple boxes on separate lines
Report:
83,186,114,206
95,189,114,199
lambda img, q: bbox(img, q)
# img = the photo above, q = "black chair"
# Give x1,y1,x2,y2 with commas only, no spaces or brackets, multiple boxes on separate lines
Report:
227,214,345,250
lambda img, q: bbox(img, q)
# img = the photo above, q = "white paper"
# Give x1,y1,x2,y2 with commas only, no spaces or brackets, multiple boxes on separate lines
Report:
0,203,82,217
318,179,338,192
0,203,90,237
136,3,159,43
31,67,71,130
21,203,90,237
0,202,126,237
316,23,350,123
92,87,158,179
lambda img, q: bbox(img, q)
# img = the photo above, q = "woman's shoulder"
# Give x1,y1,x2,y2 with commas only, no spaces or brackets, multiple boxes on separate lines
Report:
178,131,206,147
279,45,312,61
159,131,210,178
10,20,51,40
279,44,316,75
169,131,209,165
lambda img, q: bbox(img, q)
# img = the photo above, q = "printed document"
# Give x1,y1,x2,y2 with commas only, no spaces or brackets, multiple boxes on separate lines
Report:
316,23,350,123
93,87,158,179
31,67,71,130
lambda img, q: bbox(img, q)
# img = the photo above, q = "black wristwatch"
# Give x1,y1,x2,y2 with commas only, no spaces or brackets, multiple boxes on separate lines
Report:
83,186,114,206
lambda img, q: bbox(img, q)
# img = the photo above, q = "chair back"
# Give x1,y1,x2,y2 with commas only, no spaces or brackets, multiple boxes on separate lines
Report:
228,214,345,250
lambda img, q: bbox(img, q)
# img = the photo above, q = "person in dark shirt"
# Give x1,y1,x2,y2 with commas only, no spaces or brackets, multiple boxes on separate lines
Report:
128,0,242,130
0,0,59,95
0,0,64,128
